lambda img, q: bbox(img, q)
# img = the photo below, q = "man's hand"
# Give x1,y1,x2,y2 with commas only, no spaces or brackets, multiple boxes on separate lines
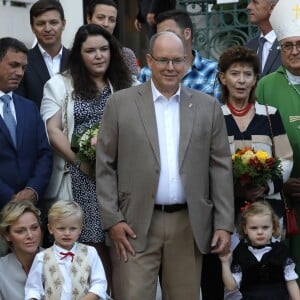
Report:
210,229,231,255
235,185,267,202
283,178,300,200
108,222,136,262
12,188,36,202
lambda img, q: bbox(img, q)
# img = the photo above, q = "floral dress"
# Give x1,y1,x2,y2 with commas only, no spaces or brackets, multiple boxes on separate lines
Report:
70,86,111,243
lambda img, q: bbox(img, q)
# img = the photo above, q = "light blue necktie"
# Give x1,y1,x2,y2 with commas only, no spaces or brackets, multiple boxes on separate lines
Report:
0,94,17,146
258,37,267,73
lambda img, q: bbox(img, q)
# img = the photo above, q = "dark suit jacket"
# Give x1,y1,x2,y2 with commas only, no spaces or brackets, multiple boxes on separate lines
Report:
0,93,53,208
15,44,69,108
246,35,281,77
96,81,234,253
136,0,176,23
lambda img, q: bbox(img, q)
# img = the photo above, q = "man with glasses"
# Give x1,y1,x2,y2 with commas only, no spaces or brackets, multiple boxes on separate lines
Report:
96,31,234,300
256,0,300,280
138,9,222,102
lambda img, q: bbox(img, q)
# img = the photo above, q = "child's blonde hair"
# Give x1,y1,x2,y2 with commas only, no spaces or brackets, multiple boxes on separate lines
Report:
237,201,281,239
48,200,83,226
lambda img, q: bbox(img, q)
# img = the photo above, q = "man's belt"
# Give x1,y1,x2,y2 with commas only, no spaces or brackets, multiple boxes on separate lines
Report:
154,203,187,213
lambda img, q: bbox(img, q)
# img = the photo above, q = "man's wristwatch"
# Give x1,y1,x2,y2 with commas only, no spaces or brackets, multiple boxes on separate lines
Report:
74,158,82,169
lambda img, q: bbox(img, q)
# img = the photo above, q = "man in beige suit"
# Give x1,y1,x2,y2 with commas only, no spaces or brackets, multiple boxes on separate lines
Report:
96,31,234,300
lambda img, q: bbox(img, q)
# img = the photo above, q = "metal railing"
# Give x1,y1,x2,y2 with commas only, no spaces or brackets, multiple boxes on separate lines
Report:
178,0,258,59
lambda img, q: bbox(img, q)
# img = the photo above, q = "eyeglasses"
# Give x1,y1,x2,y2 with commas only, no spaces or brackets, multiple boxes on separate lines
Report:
150,54,185,66
280,41,300,52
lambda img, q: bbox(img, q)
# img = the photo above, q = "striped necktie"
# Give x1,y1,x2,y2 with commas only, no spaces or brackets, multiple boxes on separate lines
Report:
258,37,267,73
0,94,17,146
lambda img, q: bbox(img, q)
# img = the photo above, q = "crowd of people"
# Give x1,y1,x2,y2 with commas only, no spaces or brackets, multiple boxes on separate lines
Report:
0,0,300,299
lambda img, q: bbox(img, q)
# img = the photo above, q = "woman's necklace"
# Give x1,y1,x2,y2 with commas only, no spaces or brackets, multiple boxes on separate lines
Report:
227,101,253,117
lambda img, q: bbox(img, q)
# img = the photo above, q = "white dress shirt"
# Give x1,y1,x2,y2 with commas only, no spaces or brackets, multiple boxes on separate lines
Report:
24,242,107,300
259,30,277,71
151,80,186,205
38,44,63,77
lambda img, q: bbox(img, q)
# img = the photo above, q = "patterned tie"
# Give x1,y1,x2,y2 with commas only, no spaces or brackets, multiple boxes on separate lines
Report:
258,37,267,73
0,94,16,146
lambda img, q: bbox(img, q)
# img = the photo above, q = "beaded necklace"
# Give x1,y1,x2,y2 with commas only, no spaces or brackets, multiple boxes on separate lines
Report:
226,101,253,117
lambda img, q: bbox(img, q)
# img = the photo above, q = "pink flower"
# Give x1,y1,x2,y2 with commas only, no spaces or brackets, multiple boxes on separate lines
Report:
90,136,97,146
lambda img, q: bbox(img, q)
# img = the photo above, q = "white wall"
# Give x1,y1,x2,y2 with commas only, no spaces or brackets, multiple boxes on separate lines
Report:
0,5,35,47
60,0,83,48
0,0,84,49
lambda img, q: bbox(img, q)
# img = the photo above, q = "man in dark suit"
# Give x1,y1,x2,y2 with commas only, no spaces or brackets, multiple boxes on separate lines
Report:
246,0,280,77
0,37,52,209
96,31,234,300
16,0,69,108
134,0,176,38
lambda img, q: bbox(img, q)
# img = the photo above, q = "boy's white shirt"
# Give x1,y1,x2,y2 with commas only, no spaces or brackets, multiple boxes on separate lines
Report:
24,242,107,300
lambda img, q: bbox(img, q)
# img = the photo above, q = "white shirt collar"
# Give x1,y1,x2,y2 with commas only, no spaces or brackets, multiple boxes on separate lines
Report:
38,43,63,59
53,242,77,255
261,30,277,44
0,91,13,98
150,79,181,102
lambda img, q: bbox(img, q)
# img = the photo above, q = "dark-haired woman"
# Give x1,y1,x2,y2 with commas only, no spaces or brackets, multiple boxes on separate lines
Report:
218,45,293,222
40,23,134,293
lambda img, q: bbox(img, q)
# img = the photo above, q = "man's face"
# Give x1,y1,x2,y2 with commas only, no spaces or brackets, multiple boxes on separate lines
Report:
280,37,300,76
31,10,65,50
157,19,190,49
247,0,274,26
146,33,186,98
87,4,117,35
0,49,27,93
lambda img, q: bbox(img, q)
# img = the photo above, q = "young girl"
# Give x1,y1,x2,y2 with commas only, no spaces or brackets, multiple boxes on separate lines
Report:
24,200,108,300
219,201,300,300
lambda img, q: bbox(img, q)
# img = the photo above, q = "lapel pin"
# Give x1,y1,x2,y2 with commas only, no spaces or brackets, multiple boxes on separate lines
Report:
189,103,193,108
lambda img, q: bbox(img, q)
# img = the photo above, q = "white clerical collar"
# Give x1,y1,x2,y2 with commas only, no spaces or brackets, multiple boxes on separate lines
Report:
286,69,300,85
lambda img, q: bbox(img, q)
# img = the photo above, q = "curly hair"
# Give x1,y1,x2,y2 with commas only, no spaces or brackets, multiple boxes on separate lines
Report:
218,45,260,104
65,23,132,99
237,201,281,239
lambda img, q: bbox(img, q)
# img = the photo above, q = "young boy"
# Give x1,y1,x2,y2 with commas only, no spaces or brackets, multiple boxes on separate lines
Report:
25,200,108,300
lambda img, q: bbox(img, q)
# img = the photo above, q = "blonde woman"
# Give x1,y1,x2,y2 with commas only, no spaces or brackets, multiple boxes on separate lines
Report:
0,201,42,300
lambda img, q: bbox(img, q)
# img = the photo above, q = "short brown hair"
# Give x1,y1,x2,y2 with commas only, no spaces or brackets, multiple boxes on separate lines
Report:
30,0,65,25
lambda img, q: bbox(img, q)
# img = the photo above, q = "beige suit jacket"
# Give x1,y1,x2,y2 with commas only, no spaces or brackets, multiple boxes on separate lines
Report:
96,81,234,254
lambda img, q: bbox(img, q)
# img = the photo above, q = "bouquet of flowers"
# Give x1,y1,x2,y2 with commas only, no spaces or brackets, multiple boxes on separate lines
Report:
71,125,99,165
232,147,282,188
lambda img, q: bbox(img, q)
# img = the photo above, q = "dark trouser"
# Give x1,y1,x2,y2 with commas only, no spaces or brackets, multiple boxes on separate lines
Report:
201,253,224,300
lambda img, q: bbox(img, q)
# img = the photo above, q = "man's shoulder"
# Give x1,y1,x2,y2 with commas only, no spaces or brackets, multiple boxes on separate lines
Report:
245,35,259,49
27,45,41,58
13,93,40,111
192,51,218,74
193,51,217,66
114,81,147,97
181,85,217,103
258,67,284,85
137,66,151,82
